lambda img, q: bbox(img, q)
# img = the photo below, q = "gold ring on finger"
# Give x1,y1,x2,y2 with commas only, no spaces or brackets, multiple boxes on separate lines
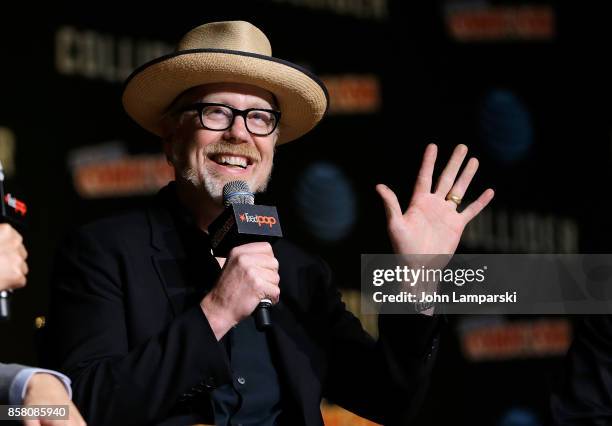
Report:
446,193,462,206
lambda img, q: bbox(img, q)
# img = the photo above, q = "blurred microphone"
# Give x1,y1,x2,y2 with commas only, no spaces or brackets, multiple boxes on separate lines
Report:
0,161,10,321
0,160,28,321
209,181,283,330
0,291,10,320
0,162,10,320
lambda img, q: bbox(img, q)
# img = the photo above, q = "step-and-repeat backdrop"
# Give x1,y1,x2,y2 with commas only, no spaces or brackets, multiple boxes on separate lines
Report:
1,2,608,425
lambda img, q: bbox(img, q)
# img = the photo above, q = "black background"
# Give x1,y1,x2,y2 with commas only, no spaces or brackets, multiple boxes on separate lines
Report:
1,1,609,424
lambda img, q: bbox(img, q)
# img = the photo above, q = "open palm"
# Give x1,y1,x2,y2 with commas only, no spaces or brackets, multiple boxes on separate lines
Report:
377,144,494,256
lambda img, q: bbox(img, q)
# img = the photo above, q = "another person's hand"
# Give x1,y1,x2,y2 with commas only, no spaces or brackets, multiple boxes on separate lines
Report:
22,373,86,426
0,223,28,291
201,242,280,340
376,144,494,256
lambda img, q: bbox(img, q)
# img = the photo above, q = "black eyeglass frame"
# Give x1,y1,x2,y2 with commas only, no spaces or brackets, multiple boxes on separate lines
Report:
180,102,281,136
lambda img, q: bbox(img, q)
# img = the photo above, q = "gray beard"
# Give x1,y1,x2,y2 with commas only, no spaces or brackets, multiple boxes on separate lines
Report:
180,163,272,205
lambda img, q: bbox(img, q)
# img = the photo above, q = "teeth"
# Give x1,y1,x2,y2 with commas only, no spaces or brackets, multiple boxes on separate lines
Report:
215,155,248,169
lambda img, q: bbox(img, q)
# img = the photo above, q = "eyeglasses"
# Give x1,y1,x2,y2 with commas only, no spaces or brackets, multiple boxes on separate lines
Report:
180,102,281,136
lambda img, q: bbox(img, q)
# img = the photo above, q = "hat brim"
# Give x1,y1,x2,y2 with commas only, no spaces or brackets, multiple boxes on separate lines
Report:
122,48,329,145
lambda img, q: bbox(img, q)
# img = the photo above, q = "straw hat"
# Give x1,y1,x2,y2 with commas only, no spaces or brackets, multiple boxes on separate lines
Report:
122,21,329,144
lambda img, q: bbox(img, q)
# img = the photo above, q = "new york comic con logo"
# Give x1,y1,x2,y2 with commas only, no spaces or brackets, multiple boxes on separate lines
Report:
239,212,277,228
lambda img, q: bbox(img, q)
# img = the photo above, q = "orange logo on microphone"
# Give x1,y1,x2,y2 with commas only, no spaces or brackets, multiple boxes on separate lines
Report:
241,212,277,228
256,215,277,228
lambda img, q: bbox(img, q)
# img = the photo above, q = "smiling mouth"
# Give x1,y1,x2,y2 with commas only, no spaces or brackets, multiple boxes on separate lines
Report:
209,154,254,170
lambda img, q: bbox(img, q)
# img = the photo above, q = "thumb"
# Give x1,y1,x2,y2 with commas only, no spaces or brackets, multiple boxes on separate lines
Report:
375,184,402,222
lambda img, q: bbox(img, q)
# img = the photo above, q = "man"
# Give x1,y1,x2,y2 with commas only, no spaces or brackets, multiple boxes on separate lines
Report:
44,21,494,425
1,223,85,426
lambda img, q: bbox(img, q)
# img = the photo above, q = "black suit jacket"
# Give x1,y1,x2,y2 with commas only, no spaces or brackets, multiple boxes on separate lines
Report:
43,186,440,426
551,316,612,425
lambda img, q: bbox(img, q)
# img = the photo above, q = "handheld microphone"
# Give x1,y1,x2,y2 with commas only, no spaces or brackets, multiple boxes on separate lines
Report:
0,162,10,321
0,161,9,321
209,181,283,331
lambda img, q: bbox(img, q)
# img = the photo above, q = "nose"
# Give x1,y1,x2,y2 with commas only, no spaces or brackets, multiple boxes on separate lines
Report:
223,114,250,143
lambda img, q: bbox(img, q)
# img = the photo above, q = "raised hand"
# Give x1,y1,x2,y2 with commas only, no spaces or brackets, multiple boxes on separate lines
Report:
376,144,494,256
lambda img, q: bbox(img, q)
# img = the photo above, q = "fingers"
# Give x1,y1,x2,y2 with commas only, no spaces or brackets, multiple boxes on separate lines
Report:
230,248,278,274
257,280,281,305
250,259,280,304
68,400,87,426
228,242,274,257
0,223,22,246
0,243,28,291
18,242,28,260
254,264,281,285
375,184,402,221
413,143,438,195
242,253,279,272
461,188,495,222
435,144,468,196
446,157,479,209
0,223,14,238
21,257,29,276
0,224,28,289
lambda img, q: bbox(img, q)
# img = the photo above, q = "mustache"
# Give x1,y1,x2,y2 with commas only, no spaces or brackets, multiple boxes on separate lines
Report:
204,141,261,163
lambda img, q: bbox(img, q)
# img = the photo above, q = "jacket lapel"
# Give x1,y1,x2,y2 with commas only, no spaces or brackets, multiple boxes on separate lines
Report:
147,201,220,319
148,205,191,317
